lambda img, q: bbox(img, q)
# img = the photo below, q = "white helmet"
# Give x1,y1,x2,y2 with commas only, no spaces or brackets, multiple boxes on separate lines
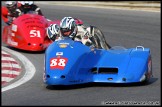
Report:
20,1,34,5
60,17,77,38
47,24,60,41
5,1,17,12
5,1,17,7
5,1,17,11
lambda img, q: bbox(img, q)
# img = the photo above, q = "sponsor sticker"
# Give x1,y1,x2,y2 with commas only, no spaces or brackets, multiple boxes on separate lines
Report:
11,33,15,37
12,24,17,32
7,38,18,46
56,52,63,56
59,43,69,48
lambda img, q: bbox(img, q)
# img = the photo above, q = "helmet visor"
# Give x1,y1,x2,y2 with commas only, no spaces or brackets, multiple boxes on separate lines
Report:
60,28,72,36
23,4,31,9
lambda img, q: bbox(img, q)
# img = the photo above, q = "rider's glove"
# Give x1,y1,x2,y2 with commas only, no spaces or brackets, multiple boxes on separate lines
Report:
89,44,95,51
6,20,12,25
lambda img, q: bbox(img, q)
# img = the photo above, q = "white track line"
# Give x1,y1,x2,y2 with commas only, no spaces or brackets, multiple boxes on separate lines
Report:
2,46,36,92
2,70,21,75
2,77,14,82
2,51,9,54
2,63,21,68
2,57,16,61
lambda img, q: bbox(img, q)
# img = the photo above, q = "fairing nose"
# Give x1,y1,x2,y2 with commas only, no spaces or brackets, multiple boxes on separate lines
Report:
45,74,69,85
26,42,45,51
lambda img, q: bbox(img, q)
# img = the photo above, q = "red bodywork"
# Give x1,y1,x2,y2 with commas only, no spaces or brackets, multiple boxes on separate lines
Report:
2,13,60,51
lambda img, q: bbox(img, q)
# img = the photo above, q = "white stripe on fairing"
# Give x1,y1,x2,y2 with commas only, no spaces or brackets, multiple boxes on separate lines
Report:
2,70,21,75
2,46,36,92
2,57,16,61
2,63,21,69
2,77,14,82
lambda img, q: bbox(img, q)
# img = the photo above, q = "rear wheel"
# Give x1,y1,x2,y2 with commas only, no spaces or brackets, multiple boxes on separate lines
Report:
142,56,152,84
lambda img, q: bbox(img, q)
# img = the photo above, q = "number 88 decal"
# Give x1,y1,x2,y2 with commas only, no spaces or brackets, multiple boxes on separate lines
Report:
50,58,68,70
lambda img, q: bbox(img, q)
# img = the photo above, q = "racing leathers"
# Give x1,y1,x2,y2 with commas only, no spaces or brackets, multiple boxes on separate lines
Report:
15,4,43,18
1,2,22,25
1,4,21,25
56,25,93,47
2,6,13,25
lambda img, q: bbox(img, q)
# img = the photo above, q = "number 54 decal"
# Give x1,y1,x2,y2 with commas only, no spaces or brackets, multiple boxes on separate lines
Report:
30,30,41,37
50,57,68,70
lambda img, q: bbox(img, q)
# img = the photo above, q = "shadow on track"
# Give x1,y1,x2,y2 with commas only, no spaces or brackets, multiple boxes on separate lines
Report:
45,77,158,90
5,46,45,54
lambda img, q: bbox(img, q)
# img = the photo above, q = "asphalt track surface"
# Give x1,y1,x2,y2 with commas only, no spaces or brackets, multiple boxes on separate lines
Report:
1,3,161,106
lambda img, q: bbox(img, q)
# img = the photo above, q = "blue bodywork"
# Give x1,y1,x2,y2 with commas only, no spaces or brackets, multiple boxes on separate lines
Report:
44,38,151,85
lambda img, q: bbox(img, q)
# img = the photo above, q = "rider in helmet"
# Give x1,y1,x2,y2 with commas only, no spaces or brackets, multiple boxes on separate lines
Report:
15,1,43,17
47,24,61,41
47,17,93,46
1,1,20,25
